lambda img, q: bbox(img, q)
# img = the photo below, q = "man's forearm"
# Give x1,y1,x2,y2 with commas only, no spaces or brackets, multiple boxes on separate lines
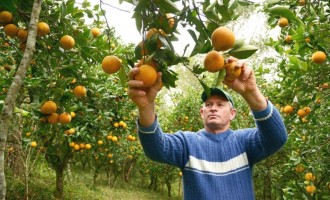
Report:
138,104,156,127
242,88,267,111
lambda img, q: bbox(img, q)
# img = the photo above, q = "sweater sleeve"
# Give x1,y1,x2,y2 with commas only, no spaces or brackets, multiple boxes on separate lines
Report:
246,101,288,164
137,118,185,168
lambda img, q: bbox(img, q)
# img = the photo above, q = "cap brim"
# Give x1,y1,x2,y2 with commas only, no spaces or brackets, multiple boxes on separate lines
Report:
201,88,234,107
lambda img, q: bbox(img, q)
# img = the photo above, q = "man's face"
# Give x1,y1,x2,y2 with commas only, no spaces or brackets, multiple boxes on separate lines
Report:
200,95,236,132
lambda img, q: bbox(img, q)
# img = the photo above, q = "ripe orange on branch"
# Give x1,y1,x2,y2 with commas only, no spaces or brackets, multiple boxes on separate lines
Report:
101,55,122,74
91,27,101,37
211,26,235,51
278,17,289,27
59,112,72,125
311,51,326,64
47,113,59,124
134,64,157,87
4,24,18,37
204,50,224,72
41,100,57,114
0,11,13,24
60,35,75,50
283,105,294,114
37,22,50,36
73,85,87,97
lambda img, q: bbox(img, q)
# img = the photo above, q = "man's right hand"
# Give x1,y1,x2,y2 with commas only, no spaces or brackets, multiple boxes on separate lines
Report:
127,67,162,127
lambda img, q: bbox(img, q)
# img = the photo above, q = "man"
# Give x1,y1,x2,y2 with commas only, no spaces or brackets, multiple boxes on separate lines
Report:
127,58,287,199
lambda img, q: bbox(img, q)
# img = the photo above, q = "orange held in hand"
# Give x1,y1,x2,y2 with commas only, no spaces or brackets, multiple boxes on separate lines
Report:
204,50,224,73
134,64,157,87
102,55,122,74
211,26,235,51
224,61,241,81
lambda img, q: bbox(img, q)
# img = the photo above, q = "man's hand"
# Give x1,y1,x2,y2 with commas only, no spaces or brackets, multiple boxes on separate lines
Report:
127,67,162,127
223,57,267,111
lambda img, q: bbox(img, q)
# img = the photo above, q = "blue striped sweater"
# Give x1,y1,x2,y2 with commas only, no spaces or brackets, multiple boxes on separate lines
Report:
138,101,287,200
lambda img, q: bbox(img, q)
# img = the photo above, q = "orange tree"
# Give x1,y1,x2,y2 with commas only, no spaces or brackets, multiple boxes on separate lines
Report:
0,0,136,199
263,0,329,199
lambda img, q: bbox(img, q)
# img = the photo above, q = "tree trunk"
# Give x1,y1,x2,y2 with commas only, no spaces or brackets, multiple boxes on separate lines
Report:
0,0,42,199
54,167,64,200
166,180,171,197
6,113,24,177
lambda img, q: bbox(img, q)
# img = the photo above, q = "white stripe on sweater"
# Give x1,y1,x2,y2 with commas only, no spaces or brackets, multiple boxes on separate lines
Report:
185,152,249,175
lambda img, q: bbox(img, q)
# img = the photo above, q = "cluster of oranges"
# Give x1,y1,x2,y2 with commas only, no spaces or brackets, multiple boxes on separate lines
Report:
204,26,242,82
0,10,77,51
282,105,311,122
277,16,327,65
40,100,74,125
294,165,317,194
69,142,92,151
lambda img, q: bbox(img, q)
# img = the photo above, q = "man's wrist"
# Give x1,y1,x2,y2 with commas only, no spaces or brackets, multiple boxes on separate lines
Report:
242,89,267,111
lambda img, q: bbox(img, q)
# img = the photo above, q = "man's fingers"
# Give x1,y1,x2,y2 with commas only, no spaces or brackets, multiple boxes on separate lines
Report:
128,67,139,80
240,64,251,81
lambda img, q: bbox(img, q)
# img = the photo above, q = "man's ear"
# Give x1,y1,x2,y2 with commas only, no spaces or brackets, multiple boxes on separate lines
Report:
200,107,205,120
230,109,237,121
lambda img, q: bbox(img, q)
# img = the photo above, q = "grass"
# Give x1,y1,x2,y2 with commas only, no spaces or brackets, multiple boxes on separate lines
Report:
6,161,183,200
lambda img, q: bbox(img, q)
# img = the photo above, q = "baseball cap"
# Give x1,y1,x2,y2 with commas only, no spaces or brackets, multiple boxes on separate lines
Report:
201,88,234,107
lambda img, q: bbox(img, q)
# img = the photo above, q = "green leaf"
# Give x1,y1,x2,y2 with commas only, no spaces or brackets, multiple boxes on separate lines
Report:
215,68,226,87
118,66,127,87
161,69,178,89
154,0,180,13
268,5,296,20
232,39,245,49
228,44,258,59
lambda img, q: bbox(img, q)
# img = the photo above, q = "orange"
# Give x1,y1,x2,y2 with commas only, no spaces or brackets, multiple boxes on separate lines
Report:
303,106,311,114
30,141,37,148
47,113,59,124
295,164,304,173
59,112,72,124
4,24,18,37
278,17,289,27
0,11,13,24
297,109,307,118
101,55,122,74
69,142,75,147
204,50,224,72
85,144,92,149
73,144,80,151
40,100,57,114
134,64,158,87
73,85,87,97
91,27,101,37
299,0,306,6
283,105,294,114
97,140,103,145
37,22,50,36
211,26,235,51
285,35,292,43
305,185,316,194
19,42,26,51
305,37,310,43
224,61,241,81
17,28,28,42
146,28,162,48
67,128,75,135
70,111,76,118
60,35,75,49
305,172,316,181
111,136,118,142
311,51,326,64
